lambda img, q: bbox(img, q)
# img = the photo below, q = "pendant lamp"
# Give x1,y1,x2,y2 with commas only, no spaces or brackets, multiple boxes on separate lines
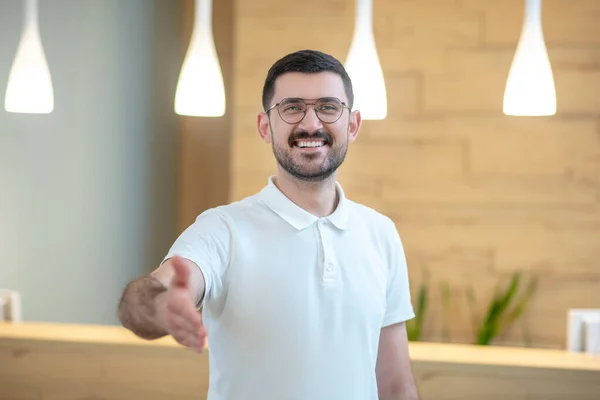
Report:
5,0,54,114
503,0,556,116
174,0,225,117
345,0,387,120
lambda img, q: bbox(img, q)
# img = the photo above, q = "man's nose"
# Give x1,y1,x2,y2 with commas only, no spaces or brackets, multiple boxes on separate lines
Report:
298,107,323,131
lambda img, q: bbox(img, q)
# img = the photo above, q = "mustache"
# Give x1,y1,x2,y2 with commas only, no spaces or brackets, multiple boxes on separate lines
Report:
288,130,333,147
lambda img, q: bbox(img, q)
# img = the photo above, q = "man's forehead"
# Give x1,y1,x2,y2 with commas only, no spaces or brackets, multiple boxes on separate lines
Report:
272,71,346,102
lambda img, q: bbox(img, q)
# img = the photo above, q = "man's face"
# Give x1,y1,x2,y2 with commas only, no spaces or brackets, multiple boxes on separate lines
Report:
257,71,361,182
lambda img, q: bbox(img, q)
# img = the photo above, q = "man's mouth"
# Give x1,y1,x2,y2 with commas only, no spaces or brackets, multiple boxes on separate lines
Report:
294,139,327,148
288,131,333,148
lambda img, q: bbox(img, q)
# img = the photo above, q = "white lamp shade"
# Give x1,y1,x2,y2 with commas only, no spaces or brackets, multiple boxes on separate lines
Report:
345,0,387,120
503,0,556,116
174,0,225,117
5,0,54,114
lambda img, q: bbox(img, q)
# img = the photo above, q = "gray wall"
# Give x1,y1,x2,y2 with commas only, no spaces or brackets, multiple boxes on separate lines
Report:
0,0,184,325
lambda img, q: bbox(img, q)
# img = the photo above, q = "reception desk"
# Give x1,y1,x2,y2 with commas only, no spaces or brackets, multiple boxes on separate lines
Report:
1,322,599,399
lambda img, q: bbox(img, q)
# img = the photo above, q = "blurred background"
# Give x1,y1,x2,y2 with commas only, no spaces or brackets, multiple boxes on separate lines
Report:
1,0,599,354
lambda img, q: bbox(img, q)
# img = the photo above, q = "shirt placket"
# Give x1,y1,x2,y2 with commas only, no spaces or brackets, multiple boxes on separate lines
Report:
317,218,337,284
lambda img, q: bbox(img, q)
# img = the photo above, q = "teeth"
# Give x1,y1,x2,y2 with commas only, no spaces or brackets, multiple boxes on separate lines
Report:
297,141,324,148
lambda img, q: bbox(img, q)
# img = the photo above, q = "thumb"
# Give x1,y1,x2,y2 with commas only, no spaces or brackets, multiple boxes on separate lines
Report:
171,256,190,289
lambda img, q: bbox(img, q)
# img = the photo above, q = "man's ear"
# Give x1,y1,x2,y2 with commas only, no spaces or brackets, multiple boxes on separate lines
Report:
257,112,272,144
347,110,361,143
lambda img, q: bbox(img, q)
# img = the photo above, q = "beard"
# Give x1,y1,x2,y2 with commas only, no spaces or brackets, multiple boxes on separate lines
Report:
271,129,348,182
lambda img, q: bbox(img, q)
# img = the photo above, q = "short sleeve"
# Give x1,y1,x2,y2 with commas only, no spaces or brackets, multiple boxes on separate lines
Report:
382,220,415,327
162,208,231,308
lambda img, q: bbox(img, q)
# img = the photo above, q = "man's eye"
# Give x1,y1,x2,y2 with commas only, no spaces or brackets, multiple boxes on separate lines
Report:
318,104,338,111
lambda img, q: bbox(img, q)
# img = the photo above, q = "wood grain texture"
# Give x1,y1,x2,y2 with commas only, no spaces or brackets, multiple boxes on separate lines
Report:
225,0,600,349
1,322,599,400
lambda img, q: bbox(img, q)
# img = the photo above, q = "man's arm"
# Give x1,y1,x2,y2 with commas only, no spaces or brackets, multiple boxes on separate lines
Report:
376,321,420,400
117,257,205,341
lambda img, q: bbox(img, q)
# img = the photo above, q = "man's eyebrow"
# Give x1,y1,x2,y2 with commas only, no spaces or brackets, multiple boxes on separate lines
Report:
280,97,341,103
318,97,340,102
279,97,303,103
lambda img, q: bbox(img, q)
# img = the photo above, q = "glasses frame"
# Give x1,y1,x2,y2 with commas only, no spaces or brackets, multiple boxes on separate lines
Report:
265,97,351,125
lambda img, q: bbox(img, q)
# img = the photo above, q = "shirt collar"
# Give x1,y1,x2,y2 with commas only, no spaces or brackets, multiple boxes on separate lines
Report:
259,176,351,231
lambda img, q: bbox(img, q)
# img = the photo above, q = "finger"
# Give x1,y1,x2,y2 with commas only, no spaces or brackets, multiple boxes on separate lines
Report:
191,327,208,353
175,319,207,351
177,333,196,349
166,313,192,337
172,322,206,350
198,328,207,350
167,293,203,326
166,301,205,339
179,330,206,352
167,307,201,337
193,338,206,353
172,327,201,349
191,327,207,351
170,256,190,289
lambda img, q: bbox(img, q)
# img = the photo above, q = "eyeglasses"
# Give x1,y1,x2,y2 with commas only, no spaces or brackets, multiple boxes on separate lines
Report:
265,97,350,125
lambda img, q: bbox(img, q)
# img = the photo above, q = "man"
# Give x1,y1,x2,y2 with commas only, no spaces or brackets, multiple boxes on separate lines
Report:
118,49,419,400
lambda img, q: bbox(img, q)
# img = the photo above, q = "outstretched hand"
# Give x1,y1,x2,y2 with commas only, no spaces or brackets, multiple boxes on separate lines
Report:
163,256,207,352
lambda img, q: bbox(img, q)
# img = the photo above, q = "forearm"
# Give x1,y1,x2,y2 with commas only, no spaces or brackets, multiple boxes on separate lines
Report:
379,381,419,400
377,322,420,400
117,275,170,340
379,388,419,400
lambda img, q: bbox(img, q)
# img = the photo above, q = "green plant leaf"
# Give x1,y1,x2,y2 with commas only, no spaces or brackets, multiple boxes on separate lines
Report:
499,276,538,333
440,281,452,342
476,272,524,345
465,285,479,340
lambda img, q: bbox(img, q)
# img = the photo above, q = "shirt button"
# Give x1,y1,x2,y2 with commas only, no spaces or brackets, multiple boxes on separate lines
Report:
326,263,333,271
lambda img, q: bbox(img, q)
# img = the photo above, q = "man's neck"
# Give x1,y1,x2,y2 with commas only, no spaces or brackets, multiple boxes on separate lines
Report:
272,170,339,218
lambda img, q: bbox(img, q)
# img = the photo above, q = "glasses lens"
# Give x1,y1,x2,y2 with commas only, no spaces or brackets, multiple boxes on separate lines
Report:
278,99,307,124
315,98,343,123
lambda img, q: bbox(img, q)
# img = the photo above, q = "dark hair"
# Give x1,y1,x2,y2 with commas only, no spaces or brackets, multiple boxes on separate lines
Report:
261,49,354,111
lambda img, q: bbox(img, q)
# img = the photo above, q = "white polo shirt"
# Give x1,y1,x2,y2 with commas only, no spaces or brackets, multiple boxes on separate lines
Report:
163,176,415,400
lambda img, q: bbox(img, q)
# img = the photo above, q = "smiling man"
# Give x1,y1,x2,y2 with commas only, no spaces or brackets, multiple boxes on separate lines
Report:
118,49,419,400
